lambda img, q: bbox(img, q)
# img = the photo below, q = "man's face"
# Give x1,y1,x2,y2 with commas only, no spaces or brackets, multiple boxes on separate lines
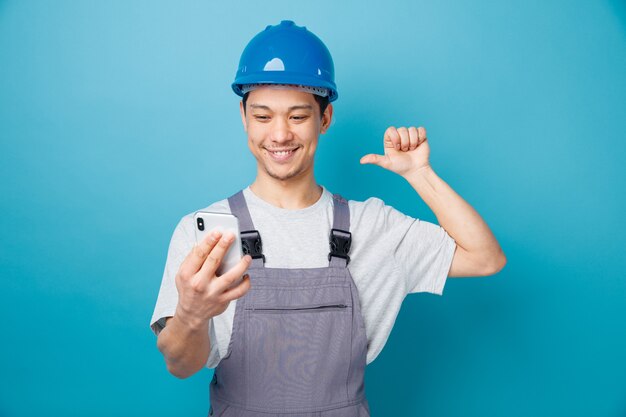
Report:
240,87,332,182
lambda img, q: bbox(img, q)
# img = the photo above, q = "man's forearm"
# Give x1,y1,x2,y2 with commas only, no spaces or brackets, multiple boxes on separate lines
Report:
404,165,504,264
156,314,211,379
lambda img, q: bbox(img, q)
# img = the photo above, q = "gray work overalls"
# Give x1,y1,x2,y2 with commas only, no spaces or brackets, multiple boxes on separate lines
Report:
208,191,371,416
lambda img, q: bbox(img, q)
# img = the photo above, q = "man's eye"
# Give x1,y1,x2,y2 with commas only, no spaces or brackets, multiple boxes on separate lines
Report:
291,115,308,121
254,115,270,121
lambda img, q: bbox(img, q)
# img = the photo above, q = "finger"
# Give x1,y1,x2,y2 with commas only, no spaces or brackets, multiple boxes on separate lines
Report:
408,127,419,150
215,255,252,292
384,126,401,150
199,232,236,277
219,274,251,303
178,230,222,278
417,127,427,144
383,134,394,149
397,127,409,151
360,154,391,169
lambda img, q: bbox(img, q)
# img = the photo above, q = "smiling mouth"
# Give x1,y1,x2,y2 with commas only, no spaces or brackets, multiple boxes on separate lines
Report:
265,147,299,162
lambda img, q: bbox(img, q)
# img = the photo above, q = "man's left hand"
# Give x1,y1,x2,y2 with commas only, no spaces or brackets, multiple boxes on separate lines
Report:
360,126,431,177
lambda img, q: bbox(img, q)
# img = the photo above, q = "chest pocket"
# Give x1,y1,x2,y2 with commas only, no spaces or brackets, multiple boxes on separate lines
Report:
243,283,354,411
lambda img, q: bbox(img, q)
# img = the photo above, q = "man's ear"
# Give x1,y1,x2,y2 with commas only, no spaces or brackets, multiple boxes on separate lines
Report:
320,103,333,134
240,100,247,132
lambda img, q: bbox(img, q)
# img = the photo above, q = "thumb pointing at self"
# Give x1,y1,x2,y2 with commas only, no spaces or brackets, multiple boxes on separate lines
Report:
360,154,391,169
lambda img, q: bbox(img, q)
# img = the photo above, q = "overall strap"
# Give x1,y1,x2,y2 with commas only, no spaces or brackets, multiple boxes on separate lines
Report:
227,190,265,268
329,194,352,268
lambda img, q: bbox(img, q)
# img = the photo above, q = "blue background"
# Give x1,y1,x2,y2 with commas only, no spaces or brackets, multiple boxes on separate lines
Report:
1,1,625,416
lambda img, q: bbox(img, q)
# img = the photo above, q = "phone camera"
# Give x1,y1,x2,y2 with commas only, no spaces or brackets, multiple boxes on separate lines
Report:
197,217,205,231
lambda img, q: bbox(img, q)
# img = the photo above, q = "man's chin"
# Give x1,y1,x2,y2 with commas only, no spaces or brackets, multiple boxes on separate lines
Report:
267,171,298,181
264,166,302,182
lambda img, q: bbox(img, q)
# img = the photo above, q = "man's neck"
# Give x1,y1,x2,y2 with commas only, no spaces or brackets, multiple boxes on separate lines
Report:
249,176,323,210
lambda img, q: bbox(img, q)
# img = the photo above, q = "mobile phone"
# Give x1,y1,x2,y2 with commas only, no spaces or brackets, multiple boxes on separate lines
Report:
193,211,243,278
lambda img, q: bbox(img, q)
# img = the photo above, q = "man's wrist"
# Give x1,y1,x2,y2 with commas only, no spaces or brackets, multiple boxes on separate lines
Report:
173,307,210,333
403,164,434,184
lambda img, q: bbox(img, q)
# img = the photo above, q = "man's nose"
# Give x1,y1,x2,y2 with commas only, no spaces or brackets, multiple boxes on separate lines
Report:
270,118,293,142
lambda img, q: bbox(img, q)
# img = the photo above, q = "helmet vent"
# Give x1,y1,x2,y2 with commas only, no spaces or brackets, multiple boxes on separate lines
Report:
240,83,329,98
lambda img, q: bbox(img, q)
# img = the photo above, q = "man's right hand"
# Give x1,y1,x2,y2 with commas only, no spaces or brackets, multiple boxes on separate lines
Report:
174,230,252,330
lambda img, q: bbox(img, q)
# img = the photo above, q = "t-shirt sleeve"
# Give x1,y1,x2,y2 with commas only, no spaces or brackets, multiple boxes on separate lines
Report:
389,207,457,296
356,198,457,296
150,216,193,336
396,216,457,295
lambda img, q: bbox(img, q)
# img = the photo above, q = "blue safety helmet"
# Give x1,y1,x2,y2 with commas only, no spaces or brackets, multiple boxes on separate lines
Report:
232,20,338,102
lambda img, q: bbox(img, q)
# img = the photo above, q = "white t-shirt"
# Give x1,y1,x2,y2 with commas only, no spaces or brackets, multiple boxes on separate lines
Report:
150,186,457,367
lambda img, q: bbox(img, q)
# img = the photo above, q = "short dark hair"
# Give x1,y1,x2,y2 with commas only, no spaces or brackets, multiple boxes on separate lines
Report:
242,91,330,118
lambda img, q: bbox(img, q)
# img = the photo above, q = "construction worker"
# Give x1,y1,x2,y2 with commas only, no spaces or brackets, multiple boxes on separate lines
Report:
151,20,506,416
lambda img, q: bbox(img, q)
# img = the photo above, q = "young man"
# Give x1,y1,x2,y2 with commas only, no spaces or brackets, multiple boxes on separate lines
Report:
151,20,506,416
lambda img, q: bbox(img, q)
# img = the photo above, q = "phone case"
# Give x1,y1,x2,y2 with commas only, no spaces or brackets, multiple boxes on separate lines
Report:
193,211,243,278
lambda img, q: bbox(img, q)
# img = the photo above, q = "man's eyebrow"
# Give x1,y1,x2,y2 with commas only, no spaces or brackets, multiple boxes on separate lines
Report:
288,104,313,111
249,104,271,110
249,104,314,111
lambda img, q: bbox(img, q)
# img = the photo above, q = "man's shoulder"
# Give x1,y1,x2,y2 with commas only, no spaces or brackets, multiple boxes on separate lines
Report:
345,195,390,220
346,195,385,210
344,194,416,233
315,189,388,223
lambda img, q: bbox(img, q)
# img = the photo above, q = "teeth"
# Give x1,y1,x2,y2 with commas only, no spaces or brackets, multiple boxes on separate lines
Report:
270,150,293,156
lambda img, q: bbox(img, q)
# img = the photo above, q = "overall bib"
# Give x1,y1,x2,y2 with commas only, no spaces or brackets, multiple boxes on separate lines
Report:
208,191,371,417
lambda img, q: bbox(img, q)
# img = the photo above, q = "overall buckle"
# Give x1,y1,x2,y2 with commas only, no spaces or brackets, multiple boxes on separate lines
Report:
328,228,351,265
240,230,265,263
